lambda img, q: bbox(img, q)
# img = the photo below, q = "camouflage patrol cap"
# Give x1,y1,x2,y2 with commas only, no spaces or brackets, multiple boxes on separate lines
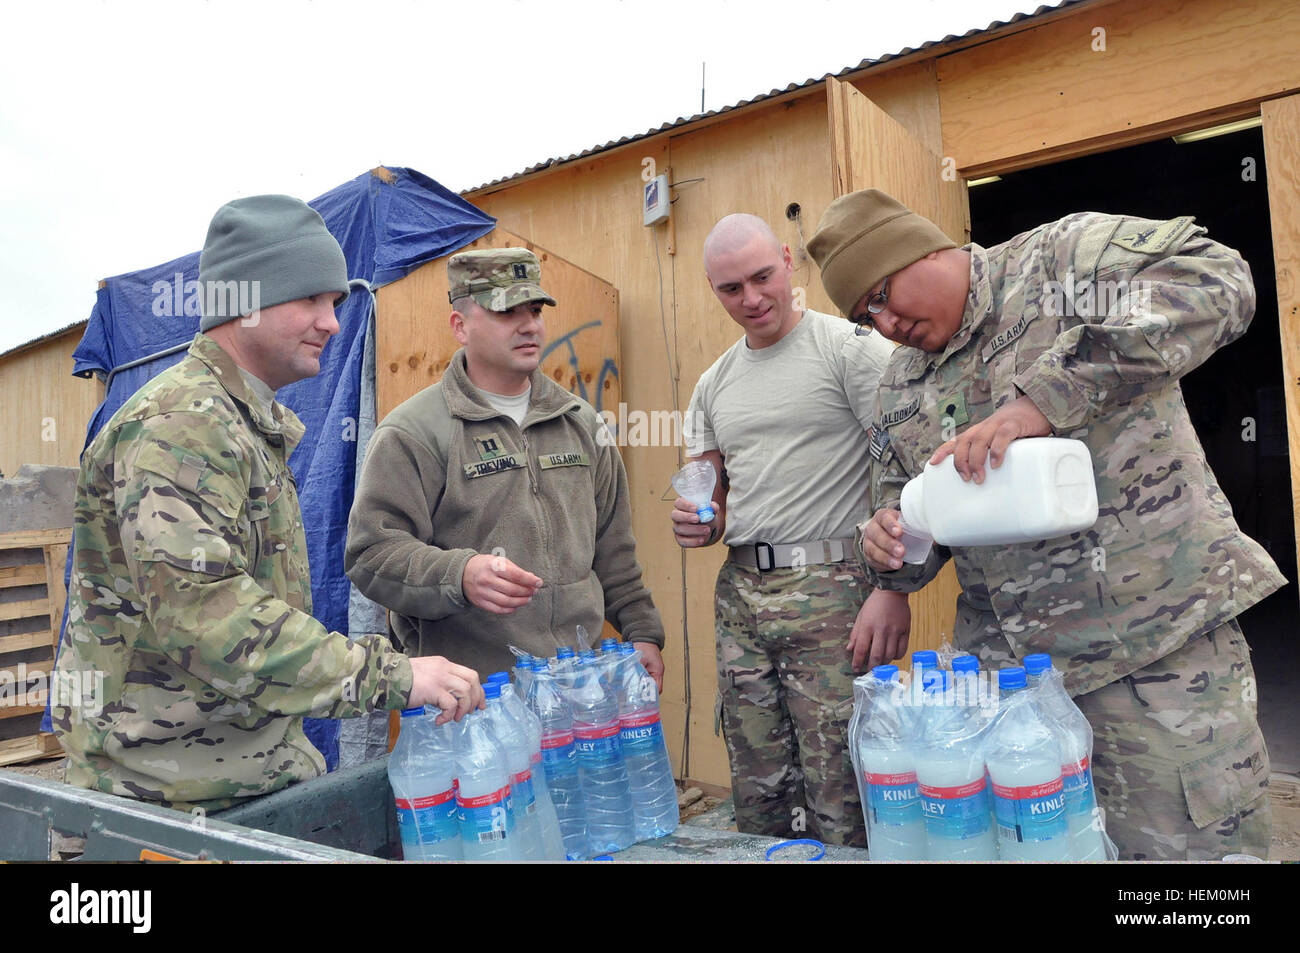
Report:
447,248,557,312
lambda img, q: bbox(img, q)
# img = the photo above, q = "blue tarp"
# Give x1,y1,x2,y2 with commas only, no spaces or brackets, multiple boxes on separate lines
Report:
44,168,495,769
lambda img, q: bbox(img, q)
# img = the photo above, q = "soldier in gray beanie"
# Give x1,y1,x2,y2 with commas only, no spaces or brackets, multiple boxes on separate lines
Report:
54,193,488,813
198,194,350,331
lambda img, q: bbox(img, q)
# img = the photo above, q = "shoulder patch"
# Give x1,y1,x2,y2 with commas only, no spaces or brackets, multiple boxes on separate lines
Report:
1111,215,1196,255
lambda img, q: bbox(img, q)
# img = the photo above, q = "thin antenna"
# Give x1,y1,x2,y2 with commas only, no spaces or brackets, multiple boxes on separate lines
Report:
701,62,706,113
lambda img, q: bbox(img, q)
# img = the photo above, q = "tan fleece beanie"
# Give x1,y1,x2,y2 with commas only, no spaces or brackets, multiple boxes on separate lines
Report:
808,189,956,317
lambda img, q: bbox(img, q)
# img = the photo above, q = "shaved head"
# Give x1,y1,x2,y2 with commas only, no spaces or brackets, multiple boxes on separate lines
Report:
703,213,782,276
702,212,799,349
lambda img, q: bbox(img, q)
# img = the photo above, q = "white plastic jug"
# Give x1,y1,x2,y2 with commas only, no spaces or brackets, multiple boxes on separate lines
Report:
899,437,1098,548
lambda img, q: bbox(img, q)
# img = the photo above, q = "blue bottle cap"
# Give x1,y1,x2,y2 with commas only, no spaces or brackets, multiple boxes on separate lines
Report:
530,659,548,672
871,664,899,682
601,638,618,650
556,647,576,659
999,667,1027,691
484,680,502,699
515,655,534,668
952,655,980,674
400,707,424,717
911,650,939,669
579,650,597,660
485,671,509,684
1023,653,1053,675
618,642,636,655
922,669,949,692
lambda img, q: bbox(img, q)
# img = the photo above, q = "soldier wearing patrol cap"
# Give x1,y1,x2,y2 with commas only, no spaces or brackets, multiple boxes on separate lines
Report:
346,247,667,686
53,194,484,812
808,188,1284,860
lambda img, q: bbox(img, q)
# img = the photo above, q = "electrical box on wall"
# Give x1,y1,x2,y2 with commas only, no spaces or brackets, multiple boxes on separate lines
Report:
643,173,670,226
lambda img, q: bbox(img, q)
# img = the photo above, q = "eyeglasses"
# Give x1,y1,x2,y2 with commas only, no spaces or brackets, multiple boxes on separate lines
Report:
853,276,890,330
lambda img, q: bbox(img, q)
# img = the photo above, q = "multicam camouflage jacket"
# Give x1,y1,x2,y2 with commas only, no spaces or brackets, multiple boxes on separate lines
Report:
53,334,413,811
863,212,1286,696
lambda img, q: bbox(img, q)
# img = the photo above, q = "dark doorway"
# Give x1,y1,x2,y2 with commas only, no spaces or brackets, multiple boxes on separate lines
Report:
969,126,1298,774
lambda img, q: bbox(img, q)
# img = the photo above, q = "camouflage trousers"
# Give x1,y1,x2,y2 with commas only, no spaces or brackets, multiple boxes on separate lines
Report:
956,605,1272,861
714,559,867,847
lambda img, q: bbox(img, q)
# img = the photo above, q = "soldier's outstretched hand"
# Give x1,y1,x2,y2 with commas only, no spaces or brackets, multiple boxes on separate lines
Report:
847,588,911,672
409,656,485,722
463,553,543,614
929,394,1051,483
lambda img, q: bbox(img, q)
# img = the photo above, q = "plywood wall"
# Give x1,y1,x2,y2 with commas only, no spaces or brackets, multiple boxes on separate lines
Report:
0,327,99,478
938,0,1300,175
1262,93,1300,583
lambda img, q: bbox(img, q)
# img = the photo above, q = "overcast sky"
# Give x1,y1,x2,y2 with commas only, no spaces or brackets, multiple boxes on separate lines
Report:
0,0,1046,357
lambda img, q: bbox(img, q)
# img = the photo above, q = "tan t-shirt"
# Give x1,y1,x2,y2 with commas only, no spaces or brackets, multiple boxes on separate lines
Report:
684,309,894,546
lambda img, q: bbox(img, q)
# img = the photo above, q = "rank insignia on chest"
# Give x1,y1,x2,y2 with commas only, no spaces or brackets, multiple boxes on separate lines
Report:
868,424,893,463
474,433,505,461
937,391,970,428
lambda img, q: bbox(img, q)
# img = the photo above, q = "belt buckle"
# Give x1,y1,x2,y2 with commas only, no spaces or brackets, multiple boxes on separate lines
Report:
754,542,775,572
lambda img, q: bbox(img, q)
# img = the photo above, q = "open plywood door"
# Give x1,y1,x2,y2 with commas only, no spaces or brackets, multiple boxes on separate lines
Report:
826,76,969,666
1262,94,1300,595
374,227,620,420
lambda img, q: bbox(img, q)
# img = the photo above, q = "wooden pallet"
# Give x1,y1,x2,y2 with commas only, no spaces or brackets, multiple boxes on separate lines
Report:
0,527,70,766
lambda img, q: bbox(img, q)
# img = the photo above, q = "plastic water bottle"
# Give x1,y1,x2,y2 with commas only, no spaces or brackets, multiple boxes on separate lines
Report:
900,437,1098,546
671,460,716,522
914,670,998,861
388,707,461,861
1024,654,1106,861
514,654,536,700
488,672,566,861
525,659,590,861
568,657,635,854
483,679,547,861
856,665,926,861
984,667,1074,861
614,643,679,841
455,706,518,861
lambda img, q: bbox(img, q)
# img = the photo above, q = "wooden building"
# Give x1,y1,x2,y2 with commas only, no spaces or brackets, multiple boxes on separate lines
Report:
3,0,1298,788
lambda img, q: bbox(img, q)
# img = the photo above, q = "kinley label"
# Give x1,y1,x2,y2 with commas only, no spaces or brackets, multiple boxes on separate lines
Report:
918,777,992,839
864,770,922,826
992,776,1068,843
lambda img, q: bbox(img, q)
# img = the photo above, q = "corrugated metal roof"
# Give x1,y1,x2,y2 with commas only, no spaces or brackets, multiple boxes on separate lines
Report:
0,318,87,363
467,0,1086,193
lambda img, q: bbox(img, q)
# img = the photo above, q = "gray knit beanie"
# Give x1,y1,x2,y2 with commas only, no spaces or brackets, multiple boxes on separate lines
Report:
198,194,349,331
